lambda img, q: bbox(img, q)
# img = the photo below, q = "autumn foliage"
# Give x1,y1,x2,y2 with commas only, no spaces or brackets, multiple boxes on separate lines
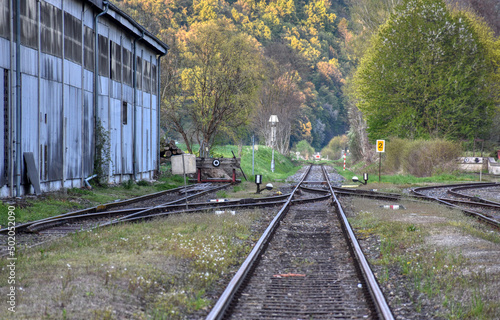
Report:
115,0,351,152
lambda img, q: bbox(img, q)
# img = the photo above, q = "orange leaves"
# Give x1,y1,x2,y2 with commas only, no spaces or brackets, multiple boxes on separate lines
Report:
300,121,313,138
316,60,343,84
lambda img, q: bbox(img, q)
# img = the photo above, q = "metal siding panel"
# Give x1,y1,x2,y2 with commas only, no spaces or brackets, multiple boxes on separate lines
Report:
135,107,142,173
64,85,82,179
0,70,5,186
122,39,132,52
110,99,121,174
123,102,132,174
111,80,121,100
98,95,108,129
143,92,151,110
41,53,62,82
152,94,157,170
20,47,38,76
64,0,81,17
108,28,121,47
64,60,82,88
43,0,62,8
99,76,108,96
0,38,10,69
143,110,150,172
21,75,39,182
123,84,133,103
97,93,109,176
46,81,63,181
39,80,49,182
83,91,94,177
83,69,93,92
151,103,157,171
83,7,94,28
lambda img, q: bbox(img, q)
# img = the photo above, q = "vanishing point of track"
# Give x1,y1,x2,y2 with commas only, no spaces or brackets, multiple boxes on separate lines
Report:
207,165,394,320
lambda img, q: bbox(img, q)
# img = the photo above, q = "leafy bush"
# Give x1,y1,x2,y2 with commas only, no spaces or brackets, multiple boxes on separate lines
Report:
122,179,135,190
385,138,410,174
321,135,348,160
385,138,462,177
295,140,315,159
137,180,151,187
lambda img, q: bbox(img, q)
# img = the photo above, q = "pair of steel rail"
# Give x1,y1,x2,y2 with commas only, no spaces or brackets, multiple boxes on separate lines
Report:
206,164,394,320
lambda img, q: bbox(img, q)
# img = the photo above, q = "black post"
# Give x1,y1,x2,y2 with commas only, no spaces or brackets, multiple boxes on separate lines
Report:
379,153,381,183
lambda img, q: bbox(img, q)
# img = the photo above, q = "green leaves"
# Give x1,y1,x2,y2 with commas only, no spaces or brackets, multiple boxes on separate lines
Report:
178,20,263,152
352,0,498,141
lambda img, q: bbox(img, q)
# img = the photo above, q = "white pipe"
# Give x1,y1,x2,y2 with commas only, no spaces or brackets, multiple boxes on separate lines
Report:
84,174,98,188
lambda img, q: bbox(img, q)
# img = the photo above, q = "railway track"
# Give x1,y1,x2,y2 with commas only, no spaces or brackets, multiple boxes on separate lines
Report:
0,183,219,233
0,179,330,255
411,183,500,227
314,181,500,229
0,183,232,254
2,164,497,317
207,165,394,320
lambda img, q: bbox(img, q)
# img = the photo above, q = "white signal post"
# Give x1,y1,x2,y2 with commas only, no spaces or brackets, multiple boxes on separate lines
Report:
269,115,279,173
376,140,385,182
343,152,346,171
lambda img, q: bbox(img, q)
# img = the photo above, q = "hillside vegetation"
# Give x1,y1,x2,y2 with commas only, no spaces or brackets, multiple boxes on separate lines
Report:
115,0,499,163
115,0,352,153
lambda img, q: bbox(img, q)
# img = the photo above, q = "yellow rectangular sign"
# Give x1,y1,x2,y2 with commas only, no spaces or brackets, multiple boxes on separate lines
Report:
376,140,385,153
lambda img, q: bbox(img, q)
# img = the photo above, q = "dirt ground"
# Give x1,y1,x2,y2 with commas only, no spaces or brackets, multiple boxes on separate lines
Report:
343,196,500,319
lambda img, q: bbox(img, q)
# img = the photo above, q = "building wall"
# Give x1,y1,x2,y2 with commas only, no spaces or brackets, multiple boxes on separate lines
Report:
0,0,166,197
488,158,500,175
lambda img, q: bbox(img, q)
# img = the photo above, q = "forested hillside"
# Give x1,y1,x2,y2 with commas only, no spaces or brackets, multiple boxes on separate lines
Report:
115,0,352,153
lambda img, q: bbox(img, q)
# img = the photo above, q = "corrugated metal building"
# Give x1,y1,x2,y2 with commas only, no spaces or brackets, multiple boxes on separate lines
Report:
0,0,168,197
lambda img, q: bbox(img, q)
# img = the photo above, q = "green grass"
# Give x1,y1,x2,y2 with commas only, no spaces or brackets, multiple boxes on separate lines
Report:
0,210,263,319
333,163,480,186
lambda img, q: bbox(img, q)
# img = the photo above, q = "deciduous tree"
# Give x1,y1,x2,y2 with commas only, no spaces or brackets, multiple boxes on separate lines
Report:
352,0,499,141
177,20,263,155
